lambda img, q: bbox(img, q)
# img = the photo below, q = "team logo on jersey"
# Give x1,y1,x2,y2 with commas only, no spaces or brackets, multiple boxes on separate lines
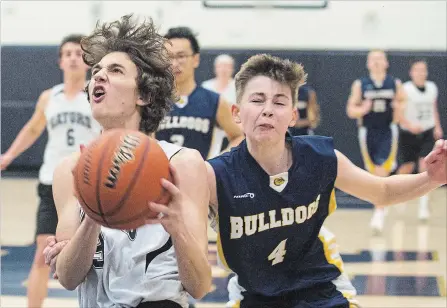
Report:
273,177,285,186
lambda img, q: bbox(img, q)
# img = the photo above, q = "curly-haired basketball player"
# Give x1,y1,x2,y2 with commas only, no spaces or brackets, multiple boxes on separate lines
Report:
43,15,211,308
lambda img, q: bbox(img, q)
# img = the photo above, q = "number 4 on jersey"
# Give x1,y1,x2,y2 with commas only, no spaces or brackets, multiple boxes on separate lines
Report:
268,239,287,265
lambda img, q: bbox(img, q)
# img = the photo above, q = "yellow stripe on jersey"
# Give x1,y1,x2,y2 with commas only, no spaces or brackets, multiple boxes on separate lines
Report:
318,226,344,273
380,123,399,173
358,127,376,173
328,189,337,216
216,230,231,271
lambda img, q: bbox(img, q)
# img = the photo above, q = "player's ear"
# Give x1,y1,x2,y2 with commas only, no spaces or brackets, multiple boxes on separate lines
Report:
289,107,298,127
232,104,241,124
136,96,149,106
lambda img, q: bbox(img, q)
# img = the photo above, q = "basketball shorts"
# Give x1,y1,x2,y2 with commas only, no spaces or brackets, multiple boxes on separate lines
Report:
35,183,58,237
136,300,182,308
227,280,358,308
398,128,435,164
288,127,314,136
358,124,399,173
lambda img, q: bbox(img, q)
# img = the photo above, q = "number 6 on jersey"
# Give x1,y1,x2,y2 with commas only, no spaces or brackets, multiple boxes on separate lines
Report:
268,239,287,265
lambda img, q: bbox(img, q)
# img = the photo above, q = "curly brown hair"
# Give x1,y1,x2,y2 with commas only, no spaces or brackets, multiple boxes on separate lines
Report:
81,14,175,134
235,54,307,107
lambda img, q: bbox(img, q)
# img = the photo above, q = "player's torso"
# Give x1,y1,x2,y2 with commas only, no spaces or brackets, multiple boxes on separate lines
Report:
156,86,219,159
402,81,437,131
210,136,340,296
360,75,396,129
79,141,187,307
39,84,100,184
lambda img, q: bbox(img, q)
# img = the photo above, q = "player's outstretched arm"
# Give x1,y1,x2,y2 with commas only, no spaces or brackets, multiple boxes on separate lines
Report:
52,153,101,290
334,139,447,206
147,148,212,299
0,89,50,170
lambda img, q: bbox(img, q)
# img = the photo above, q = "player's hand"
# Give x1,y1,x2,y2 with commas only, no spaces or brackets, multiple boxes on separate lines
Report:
361,99,373,115
424,139,447,185
43,235,69,279
434,126,444,140
0,153,14,170
145,164,195,237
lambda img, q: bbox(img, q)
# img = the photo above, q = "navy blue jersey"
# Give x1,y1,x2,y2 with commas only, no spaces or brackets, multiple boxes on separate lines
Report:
156,86,219,159
208,136,340,296
360,75,397,129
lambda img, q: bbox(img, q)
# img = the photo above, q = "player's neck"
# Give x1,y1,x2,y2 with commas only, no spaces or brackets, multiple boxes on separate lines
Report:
247,139,292,176
215,78,231,92
63,75,86,99
369,72,386,83
176,79,197,96
101,112,141,132
413,80,426,87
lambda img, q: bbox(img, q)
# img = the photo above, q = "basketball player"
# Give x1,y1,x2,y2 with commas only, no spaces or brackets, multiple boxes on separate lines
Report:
156,27,243,159
396,59,444,220
346,49,406,234
202,54,237,105
288,84,320,136
43,15,211,308
202,54,238,159
0,34,100,308
199,54,444,307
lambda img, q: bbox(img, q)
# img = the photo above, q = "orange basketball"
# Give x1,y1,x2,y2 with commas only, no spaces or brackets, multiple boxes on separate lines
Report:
73,129,171,230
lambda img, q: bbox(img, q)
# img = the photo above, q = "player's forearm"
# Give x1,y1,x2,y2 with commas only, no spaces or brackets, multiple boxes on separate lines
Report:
5,125,42,159
56,217,101,290
172,228,211,299
380,172,441,206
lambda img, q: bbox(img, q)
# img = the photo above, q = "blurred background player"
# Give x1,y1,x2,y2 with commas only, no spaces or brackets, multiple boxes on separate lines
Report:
0,34,100,308
288,84,320,136
396,58,444,220
346,49,406,234
156,27,243,159
202,54,237,105
202,54,238,152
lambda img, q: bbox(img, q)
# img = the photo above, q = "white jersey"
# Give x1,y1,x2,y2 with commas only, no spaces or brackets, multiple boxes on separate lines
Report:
401,81,438,132
77,141,188,308
39,84,101,184
201,78,237,158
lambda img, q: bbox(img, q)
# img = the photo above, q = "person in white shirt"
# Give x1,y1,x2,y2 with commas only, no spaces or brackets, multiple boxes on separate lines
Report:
397,58,444,220
202,54,238,157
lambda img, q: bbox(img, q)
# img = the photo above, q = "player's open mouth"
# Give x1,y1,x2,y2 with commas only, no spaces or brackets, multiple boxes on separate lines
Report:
259,124,274,129
92,86,106,103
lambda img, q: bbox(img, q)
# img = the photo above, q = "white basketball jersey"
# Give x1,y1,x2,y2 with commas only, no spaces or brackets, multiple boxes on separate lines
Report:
39,84,101,184
401,81,438,132
201,79,237,158
77,141,188,308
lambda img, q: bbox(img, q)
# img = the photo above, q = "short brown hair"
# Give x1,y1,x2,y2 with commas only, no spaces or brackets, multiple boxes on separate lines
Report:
235,54,307,107
81,14,175,134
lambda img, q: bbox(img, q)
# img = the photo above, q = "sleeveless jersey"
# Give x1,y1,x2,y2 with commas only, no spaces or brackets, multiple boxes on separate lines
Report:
77,141,188,308
401,81,438,132
208,136,340,296
156,86,220,159
359,75,397,129
39,84,101,184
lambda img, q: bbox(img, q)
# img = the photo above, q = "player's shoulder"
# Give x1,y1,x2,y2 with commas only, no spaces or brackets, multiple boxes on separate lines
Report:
425,80,438,91
292,135,335,156
163,142,205,169
207,142,242,171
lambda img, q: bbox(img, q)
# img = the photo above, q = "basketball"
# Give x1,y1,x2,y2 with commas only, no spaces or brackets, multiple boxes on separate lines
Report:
73,129,171,230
